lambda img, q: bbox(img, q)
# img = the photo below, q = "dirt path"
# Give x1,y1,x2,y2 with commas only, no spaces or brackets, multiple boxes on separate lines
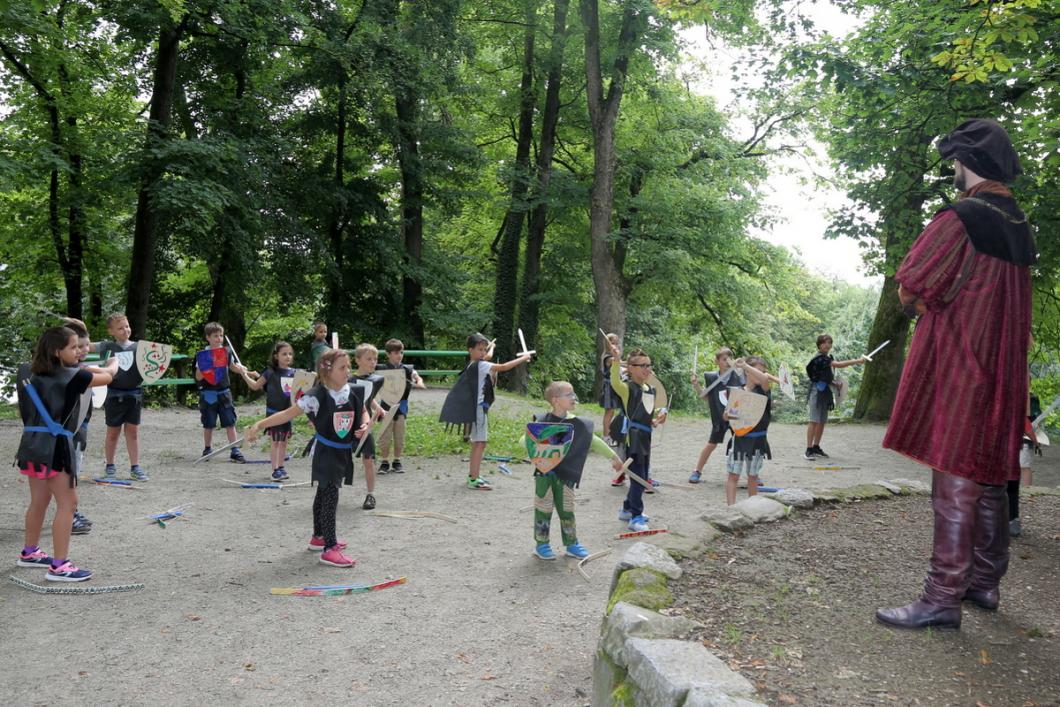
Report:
1,390,1057,704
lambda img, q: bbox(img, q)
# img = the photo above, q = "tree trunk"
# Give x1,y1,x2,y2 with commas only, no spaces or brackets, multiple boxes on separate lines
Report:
581,0,642,396
514,0,570,393
492,8,537,391
852,274,911,420
325,82,349,324
125,20,185,338
395,87,425,346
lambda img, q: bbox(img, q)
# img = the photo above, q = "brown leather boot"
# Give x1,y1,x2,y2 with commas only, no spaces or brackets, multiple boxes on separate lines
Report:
962,482,1009,611
876,470,981,630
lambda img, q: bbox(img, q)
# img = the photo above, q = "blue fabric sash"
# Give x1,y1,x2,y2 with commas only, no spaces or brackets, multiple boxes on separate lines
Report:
22,381,74,438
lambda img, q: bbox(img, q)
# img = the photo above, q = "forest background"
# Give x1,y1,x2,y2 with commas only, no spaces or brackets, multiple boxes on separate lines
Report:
0,0,1057,421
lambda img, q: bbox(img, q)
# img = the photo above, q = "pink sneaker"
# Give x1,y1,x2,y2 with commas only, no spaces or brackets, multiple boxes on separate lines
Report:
307,536,348,552
319,547,356,567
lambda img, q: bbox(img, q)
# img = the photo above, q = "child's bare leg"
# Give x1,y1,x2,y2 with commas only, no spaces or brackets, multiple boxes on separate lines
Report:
277,438,288,464
695,442,717,472
812,422,825,447
124,423,140,466
1021,467,1033,486
602,409,614,434
48,475,77,561
203,427,214,448
225,426,238,444
271,439,282,469
747,474,758,497
364,459,376,493
104,426,121,464
469,441,486,480
24,478,53,548
805,422,817,448
725,473,739,506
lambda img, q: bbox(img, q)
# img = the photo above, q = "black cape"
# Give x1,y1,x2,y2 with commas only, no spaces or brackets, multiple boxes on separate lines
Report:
439,362,480,432
946,193,1036,267
533,412,594,489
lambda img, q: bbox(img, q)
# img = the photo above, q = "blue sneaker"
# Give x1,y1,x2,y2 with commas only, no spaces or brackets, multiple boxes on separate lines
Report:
688,470,701,484
565,543,590,559
628,516,650,532
45,560,93,582
104,463,117,479
271,467,289,481
533,543,556,560
17,548,52,568
618,508,633,521
129,465,149,482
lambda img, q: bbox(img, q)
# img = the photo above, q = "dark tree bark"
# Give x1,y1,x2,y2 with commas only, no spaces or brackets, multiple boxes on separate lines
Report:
325,80,349,325
492,7,537,390
513,0,570,393
395,86,426,346
852,274,912,420
580,0,643,395
0,39,83,318
125,19,186,338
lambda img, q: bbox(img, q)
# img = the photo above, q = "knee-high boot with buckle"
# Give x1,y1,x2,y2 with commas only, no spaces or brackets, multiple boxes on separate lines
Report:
876,469,982,630
963,482,1009,610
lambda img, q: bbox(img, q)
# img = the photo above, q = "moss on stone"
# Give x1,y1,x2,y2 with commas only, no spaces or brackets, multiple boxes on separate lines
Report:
611,679,636,707
607,567,673,614
829,484,891,502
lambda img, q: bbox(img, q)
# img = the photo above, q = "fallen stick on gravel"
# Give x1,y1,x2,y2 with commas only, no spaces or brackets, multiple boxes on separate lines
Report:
577,548,612,583
271,577,407,596
9,575,145,595
221,479,311,490
365,511,457,523
92,479,144,490
615,528,669,540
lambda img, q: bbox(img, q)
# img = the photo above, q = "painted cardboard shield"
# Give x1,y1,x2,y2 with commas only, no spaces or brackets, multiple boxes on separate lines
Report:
832,377,848,407
778,363,796,401
92,385,107,409
136,340,172,384
333,411,355,439
525,421,574,474
280,376,294,397
290,370,316,403
1036,429,1050,447
725,387,769,437
72,386,94,432
646,373,668,416
196,348,229,386
378,369,408,407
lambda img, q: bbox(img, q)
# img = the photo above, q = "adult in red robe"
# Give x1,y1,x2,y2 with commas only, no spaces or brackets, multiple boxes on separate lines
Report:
877,119,1036,630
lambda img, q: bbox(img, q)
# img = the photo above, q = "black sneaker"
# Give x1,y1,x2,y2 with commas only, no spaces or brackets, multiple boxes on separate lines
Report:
72,511,92,535
803,448,817,460
391,460,404,474
362,493,376,510
378,460,390,475
200,447,213,459
812,446,829,458
230,448,246,464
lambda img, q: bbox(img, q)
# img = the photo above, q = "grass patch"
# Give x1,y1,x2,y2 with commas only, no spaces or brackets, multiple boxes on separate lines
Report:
0,402,18,420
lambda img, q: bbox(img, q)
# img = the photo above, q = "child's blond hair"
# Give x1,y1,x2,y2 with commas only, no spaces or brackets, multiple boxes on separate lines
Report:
544,380,573,402
354,343,378,361
316,348,348,379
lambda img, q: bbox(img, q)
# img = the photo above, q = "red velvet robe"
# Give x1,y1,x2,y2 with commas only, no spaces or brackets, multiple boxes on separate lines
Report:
882,204,1031,485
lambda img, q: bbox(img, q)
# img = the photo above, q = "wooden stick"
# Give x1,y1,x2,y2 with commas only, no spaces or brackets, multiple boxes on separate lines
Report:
615,528,669,539
577,548,612,583
193,437,244,464
365,510,458,523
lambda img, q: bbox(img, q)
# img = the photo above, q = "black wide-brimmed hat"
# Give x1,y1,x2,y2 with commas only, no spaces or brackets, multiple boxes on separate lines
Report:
938,118,1022,183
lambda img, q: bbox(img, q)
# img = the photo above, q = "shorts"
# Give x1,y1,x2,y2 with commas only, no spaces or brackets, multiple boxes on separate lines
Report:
1019,442,1034,469
727,451,766,478
266,422,292,441
105,392,142,427
19,461,73,482
807,388,828,424
708,421,728,445
469,405,489,443
356,433,375,460
200,393,237,429
599,384,621,410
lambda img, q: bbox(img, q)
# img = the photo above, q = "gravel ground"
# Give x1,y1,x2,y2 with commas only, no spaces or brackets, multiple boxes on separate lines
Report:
673,495,1060,707
1,389,1057,704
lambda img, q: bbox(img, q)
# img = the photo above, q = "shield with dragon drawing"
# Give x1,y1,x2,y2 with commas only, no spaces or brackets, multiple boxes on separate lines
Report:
136,341,173,384
525,421,575,474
